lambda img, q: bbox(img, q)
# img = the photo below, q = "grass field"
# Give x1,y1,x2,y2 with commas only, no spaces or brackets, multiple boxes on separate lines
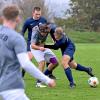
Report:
45,31,100,43
24,43,100,100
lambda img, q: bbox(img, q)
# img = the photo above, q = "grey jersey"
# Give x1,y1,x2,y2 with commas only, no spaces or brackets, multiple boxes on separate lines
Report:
31,30,48,45
0,25,27,92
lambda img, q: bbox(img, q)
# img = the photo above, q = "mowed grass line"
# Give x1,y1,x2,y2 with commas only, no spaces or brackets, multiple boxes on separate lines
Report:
46,31,100,43
67,31,100,43
24,43,100,100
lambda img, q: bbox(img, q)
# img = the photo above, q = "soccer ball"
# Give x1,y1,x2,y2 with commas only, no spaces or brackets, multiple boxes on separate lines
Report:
88,77,99,87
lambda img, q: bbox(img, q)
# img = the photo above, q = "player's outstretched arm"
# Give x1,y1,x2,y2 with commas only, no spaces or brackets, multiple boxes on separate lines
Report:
44,43,59,50
31,43,45,51
17,52,56,87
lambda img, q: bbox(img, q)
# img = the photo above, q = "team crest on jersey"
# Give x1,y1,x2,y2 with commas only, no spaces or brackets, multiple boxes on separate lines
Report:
32,25,39,32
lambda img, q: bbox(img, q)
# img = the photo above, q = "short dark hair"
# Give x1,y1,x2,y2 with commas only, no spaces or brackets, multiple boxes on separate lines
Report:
3,5,19,20
39,24,50,33
33,7,41,12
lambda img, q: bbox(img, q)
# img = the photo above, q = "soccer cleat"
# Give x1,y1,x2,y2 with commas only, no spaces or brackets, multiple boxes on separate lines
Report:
49,74,57,79
69,83,76,88
87,67,94,77
36,83,47,88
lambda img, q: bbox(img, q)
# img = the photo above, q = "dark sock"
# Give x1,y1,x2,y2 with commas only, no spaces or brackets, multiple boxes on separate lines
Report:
44,69,52,75
46,63,49,67
37,80,41,83
46,63,53,74
22,69,25,77
64,67,74,84
76,64,89,72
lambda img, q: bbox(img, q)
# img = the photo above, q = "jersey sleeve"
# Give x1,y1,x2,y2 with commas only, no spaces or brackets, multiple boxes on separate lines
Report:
31,31,38,44
21,20,28,36
44,42,60,50
13,35,27,54
42,17,47,23
50,30,56,42
45,19,47,23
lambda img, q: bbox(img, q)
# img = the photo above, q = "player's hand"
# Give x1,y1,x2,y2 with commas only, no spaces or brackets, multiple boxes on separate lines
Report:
39,47,45,51
48,79,56,88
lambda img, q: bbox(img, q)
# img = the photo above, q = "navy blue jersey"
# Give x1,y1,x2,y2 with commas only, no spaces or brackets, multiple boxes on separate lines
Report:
48,23,57,42
44,35,75,56
22,17,47,51
22,17,47,43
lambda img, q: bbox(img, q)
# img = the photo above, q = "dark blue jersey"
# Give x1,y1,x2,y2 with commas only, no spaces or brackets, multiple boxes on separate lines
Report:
44,35,75,56
22,17,47,43
48,23,57,42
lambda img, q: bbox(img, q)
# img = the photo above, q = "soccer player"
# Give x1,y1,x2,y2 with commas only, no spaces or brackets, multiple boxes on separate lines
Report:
44,27,94,88
21,7,56,78
31,24,58,87
0,5,56,100
22,7,47,52
47,22,57,42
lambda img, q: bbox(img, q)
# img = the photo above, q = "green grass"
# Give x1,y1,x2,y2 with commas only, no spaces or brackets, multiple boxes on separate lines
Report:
46,31,100,43
67,31,100,43
24,43,100,100
24,30,100,43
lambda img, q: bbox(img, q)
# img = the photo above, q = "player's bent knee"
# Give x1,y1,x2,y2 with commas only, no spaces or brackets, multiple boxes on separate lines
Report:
50,57,59,66
61,60,69,68
69,61,77,69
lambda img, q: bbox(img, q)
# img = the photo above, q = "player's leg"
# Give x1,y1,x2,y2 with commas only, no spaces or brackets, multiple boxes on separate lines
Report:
46,62,58,79
44,49,58,79
0,89,30,100
31,49,47,87
36,60,47,88
44,57,58,79
46,63,53,77
28,51,33,60
38,61,45,72
22,69,26,77
62,55,75,88
62,45,77,88
69,60,94,77
31,49,45,72
22,43,33,77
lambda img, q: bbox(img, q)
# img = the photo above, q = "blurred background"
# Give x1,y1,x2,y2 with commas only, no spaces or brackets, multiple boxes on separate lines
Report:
0,0,100,43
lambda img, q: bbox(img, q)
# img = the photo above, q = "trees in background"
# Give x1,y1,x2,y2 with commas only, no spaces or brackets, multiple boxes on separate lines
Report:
0,0,49,31
18,0,49,19
0,0,49,20
56,0,100,32
69,0,100,31
0,0,100,32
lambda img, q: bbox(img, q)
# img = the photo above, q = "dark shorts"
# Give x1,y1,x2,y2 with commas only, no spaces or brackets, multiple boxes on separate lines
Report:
63,45,75,62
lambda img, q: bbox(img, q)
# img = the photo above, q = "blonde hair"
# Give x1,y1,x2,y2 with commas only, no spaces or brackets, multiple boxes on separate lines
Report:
55,27,64,35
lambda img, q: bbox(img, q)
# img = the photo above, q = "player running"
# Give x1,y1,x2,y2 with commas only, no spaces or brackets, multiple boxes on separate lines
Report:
0,5,56,100
44,27,94,88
